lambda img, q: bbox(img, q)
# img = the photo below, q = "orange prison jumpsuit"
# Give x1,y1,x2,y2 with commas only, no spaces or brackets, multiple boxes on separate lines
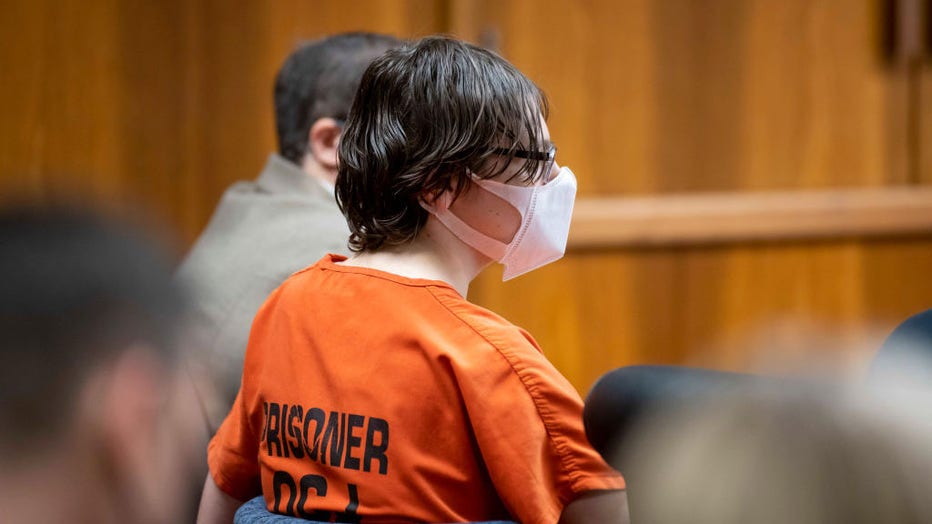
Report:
208,254,625,523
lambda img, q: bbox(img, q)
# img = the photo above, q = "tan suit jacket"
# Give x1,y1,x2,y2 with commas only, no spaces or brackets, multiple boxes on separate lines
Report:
176,154,350,426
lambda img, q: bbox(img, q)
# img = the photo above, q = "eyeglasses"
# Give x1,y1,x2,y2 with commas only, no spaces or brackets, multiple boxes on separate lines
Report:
491,145,557,179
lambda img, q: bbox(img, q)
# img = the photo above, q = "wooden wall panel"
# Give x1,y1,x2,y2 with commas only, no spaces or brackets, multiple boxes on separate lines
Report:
177,0,445,243
3,0,931,397
470,238,932,395
117,0,190,237
0,0,445,245
454,0,905,194
457,0,932,394
0,0,125,203
171,0,447,243
921,68,932,183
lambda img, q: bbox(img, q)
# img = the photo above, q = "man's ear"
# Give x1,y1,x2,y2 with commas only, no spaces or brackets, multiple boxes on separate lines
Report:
96,347,166,463
83,347,206,523
308,117,342,170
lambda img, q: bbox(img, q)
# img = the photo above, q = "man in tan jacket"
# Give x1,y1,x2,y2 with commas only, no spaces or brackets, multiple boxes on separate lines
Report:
176,33,401,429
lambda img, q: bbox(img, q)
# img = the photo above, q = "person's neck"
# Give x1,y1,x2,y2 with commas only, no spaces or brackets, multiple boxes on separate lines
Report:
300,156,337,188
340,217,490,297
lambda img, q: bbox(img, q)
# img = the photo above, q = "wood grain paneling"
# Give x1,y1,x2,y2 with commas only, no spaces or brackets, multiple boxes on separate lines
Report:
3,0,931,397
921,68,932,182
0,0,444,243
452,0,906,194
0,0,124,203
458,0,932,394
173,0,446,243
469,237,932,395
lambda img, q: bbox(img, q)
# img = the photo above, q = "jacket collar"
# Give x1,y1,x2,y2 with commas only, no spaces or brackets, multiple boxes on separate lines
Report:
256,154,332,199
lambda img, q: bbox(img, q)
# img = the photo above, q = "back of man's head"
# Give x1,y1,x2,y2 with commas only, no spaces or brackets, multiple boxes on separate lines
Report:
275,32,403,165
0,208,183,453
0,206,201,522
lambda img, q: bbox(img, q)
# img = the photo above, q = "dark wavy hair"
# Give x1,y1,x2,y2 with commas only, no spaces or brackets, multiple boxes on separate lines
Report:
0,206,185,455
275,32,402,165
336,36,550,252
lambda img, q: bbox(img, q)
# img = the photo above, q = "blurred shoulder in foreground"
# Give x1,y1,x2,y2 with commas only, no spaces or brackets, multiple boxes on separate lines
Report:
616,376,932,524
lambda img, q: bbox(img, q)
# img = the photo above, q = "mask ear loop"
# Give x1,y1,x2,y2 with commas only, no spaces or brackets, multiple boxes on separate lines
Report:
462,167,542,262
429,202,510,259
418,179,510,261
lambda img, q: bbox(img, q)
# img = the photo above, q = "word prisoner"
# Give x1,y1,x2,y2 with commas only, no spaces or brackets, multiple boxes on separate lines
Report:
262,401,389,475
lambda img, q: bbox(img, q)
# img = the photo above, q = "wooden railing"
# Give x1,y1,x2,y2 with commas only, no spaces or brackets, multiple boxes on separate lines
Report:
568,186,932,249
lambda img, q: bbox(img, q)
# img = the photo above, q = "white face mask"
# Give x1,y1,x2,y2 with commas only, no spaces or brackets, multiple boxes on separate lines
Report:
422,166,578,281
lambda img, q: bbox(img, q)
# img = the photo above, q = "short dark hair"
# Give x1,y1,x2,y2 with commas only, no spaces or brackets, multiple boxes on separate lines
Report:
336,36,550,252
275,32,403,164
0,207,185,455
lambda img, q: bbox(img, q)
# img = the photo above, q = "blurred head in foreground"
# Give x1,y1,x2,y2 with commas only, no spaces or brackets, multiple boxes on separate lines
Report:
619,383,932,524
0,206,203,523
870,308,932,388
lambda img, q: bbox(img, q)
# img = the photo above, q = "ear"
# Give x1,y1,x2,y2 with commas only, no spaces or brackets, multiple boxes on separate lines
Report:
80,347,166,508
87,347,203,522
307,117,342,170
97,347,166,466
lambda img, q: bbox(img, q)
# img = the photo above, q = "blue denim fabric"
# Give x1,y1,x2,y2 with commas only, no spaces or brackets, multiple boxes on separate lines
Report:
233,496,517,524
